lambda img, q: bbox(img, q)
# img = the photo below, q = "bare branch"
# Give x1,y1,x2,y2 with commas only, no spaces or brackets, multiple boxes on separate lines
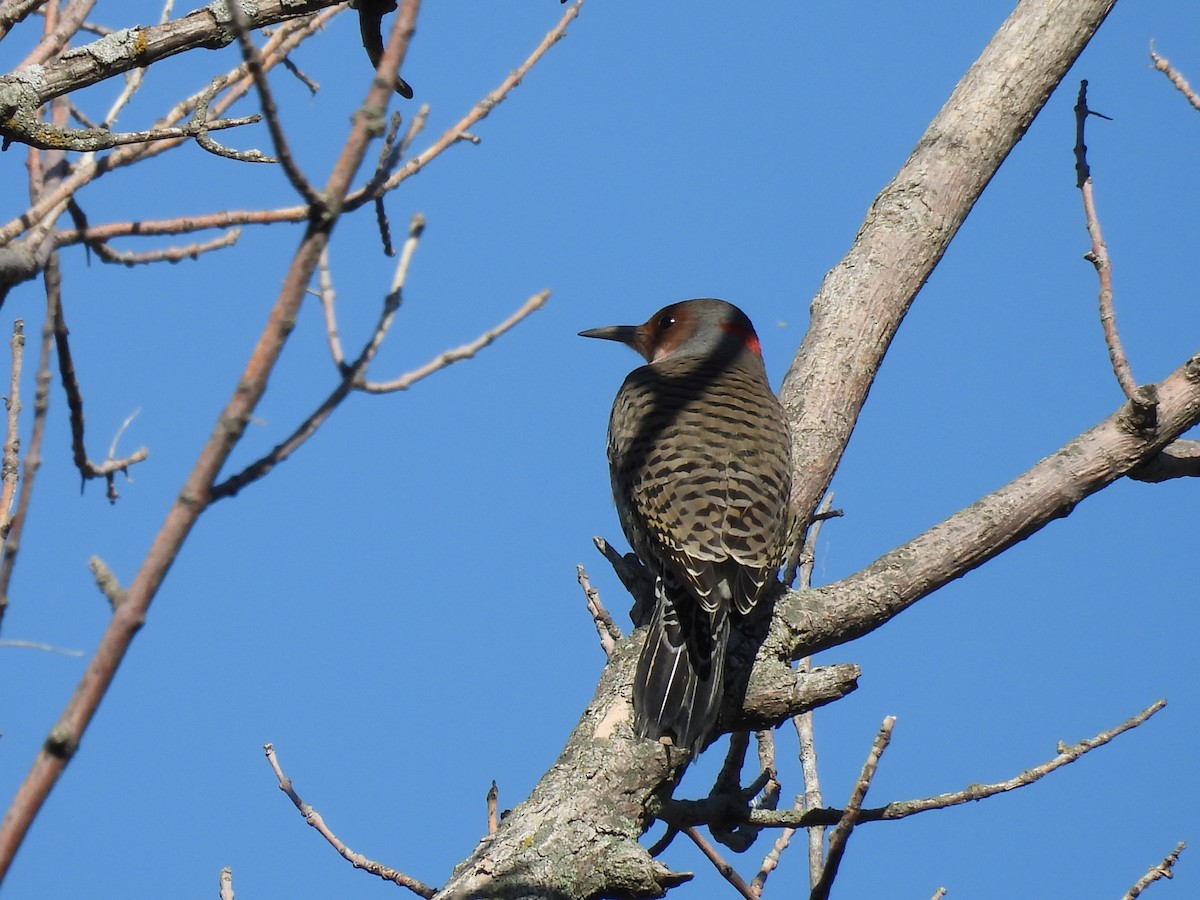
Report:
218,866,234,900
766,353,1200,667
0,0,342,110
85,229,242,266
669,701,1167,831
1122,841,1187,900
683,826,758,900
0,285,53,632
778,0,1121,532
209,212,426,500
51,293,149,500
0,2,421,874
0,320,24,539
359,290,549,393
263,743,436,897
0,101,261,152
1074,80,1137,399
486,781,499,836
0,0,46,42
87,556,126,610
224,0,322,204
577,564,622,657
0,640,84,656
15,0,96,68
1150,43,1200,111
809,717,895,900
369,1,582,200
315,247,346,369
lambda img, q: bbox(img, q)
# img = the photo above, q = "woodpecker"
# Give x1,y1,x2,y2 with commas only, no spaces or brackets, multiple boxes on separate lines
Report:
581,299,792,752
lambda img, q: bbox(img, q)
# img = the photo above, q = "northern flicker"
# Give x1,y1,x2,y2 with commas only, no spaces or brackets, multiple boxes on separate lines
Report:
580,299,792,752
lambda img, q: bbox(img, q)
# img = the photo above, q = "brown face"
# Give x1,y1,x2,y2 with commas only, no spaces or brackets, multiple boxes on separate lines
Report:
639,302,695,363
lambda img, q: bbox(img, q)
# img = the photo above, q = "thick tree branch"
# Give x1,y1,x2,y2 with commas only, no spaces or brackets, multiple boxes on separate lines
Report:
0,0,342,118
764,354,1200,665
779,0,1118,529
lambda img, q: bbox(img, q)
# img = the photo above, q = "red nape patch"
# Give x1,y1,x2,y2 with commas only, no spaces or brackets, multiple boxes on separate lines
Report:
718,321,762,356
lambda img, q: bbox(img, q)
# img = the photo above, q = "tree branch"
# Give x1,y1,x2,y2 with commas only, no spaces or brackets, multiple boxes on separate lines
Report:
764,354,1200,666
0,2,421,878
264,743,436,897
778,0,1119,531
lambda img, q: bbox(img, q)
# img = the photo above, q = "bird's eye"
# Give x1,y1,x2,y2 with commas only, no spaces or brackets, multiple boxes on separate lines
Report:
658,315,676,331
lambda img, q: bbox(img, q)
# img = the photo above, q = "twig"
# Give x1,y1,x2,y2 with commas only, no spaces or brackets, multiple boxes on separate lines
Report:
683,826,758,900
85,230,242,266
486,781,499,836
0,267,54,632
263,743,436,898
790,492,835,891
0,640,84,657
191,77,273,163
218,866,234,900
809,716,895,900
666,701,1168,831
359,290,549,393
2,104,263,153
88,556,126,610
577,564,621,657
52,292,150,501
1149,43,1200,111
209,213,427,500
224,2,316,197
315,247,346,370
1122,841,1186,899
1074,80,1137,400
0,320,25,539
930,889,948,900
370,1,582,199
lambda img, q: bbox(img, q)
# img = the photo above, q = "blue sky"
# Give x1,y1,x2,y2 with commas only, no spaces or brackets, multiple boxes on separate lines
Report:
1,2,1197,897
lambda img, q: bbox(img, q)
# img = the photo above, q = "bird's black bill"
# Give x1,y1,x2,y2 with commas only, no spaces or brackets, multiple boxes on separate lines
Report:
579,325,638,344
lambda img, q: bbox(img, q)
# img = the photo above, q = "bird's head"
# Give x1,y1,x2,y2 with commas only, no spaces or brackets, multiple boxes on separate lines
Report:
579,298,762,364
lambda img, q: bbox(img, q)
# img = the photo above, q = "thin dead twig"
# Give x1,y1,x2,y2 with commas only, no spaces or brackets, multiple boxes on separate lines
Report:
1074,80,1138,401
264,743,436,897
367,1,582,202
683,826,758,900
1122,841,1186,899
208,211,426,501
1150,44,1200,111
51,294,149,501
358,290,549,393
699,700,1167,831
84,230,242,266
224,1,320,202
0,268,54,632
0,321,25,539
577,564,621,657
765,491,835,893
0,640,84,657
809,716,895,900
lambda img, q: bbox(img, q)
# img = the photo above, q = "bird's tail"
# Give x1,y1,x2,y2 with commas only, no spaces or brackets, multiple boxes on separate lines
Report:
633,575,729,753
